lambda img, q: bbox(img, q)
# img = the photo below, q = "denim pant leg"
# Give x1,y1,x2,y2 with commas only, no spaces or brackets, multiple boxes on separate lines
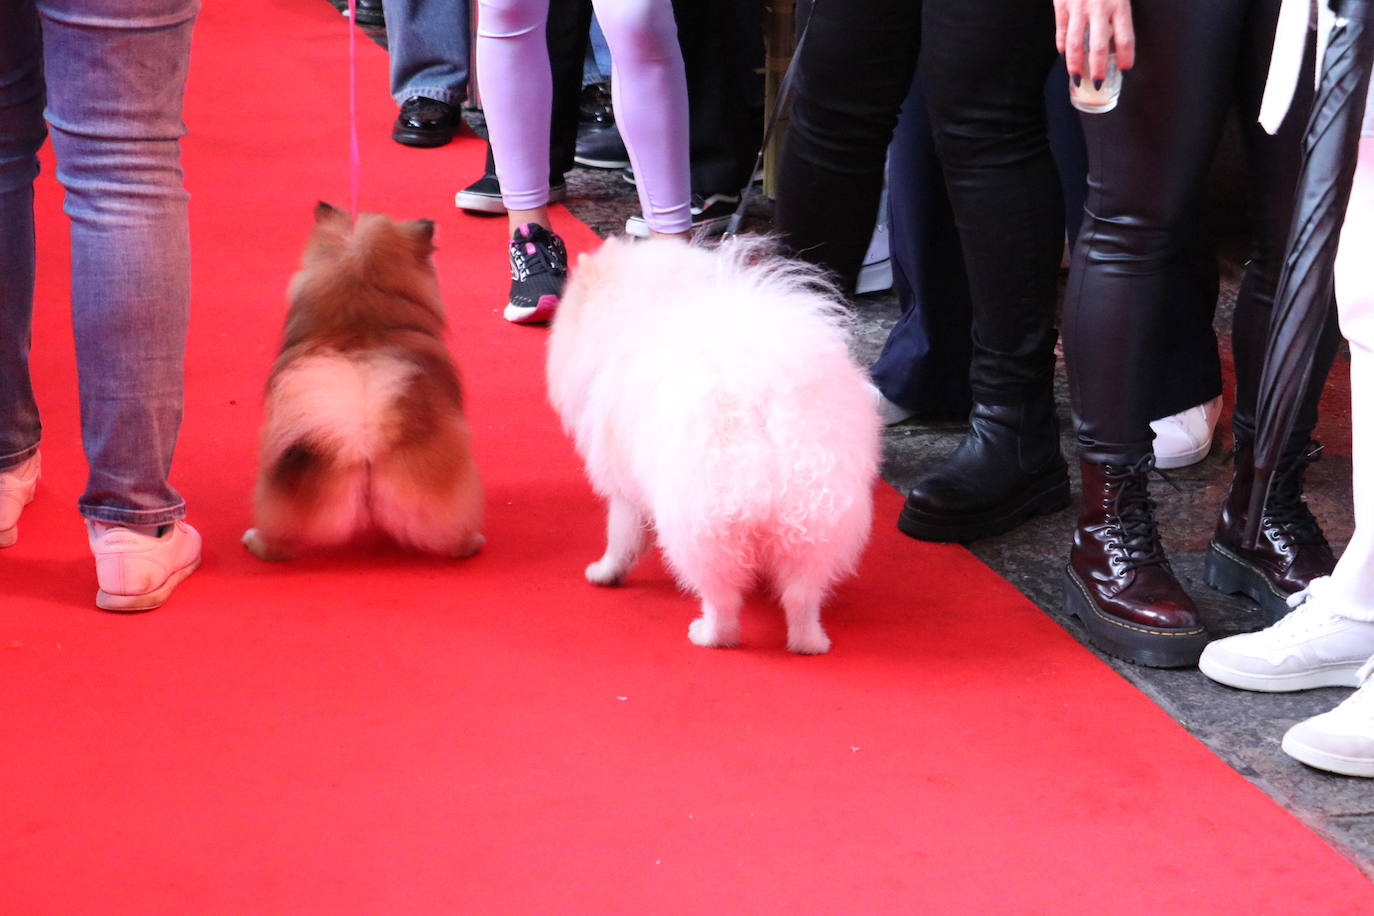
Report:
0,0,46,471
39,0,198,525
383,0,470,106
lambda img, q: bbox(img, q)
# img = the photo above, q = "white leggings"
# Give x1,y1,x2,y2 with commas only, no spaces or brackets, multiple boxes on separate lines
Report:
1330,135,1374,619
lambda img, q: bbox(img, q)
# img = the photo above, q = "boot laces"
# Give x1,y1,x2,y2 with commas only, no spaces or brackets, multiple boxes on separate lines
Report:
1103,454,1170,573
1264,441,1328,551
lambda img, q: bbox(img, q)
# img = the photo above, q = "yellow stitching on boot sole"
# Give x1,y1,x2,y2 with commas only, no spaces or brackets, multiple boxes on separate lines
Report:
1066,567,1207,638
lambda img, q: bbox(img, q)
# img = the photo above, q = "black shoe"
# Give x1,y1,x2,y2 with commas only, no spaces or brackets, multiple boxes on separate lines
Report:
624,193,740,238
574,123,630,169
579,82,614,126
504,224,567,324
620,165,636,186
897,395,1070,543
350,0,384,27
454,174,568,214
391,97,461,148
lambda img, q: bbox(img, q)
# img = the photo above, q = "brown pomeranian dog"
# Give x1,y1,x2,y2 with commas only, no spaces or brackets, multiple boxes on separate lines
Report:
242,202,483,561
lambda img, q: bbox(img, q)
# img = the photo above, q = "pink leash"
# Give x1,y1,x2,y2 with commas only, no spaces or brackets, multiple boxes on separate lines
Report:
346,0,361,218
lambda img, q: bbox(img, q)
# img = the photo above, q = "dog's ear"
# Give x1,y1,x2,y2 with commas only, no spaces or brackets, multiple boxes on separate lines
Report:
314,201,348,225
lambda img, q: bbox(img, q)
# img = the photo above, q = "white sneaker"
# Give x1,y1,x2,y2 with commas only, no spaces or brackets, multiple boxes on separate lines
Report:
1282,657,1374,777
855,184,892,295
0,451,40,548
1149,395,1223,470
865,381,916,426
87,519,202,612
1199,577,1374,691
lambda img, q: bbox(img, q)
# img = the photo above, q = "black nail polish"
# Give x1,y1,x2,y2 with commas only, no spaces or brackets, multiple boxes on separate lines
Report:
1073,74,1082,87
1093,78,1103,91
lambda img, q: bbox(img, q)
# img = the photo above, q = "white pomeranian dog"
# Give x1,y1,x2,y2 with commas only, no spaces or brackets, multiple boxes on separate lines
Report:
547,236,881,654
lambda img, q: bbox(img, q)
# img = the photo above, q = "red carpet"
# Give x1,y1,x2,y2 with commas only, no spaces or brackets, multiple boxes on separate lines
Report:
3,3,1372,911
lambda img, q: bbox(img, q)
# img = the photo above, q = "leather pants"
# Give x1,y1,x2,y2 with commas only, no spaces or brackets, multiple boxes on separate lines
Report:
1062,0,1342,465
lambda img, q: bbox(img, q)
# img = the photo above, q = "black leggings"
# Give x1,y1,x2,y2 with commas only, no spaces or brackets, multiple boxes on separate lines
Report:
1063,0,1342,464
775,0,1064,404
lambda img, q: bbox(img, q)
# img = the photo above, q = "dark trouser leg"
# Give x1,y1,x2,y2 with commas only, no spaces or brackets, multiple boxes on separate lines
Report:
896,0,1071,544
1046,55,1088,250
672,0,762,196
1229,0,1342,453
1063,0,1243,465
1047,51,1222,423
870,74,972,418
1152,225,1224,420
1207,0,1338,613
773,0,919,294
920,0,1063,406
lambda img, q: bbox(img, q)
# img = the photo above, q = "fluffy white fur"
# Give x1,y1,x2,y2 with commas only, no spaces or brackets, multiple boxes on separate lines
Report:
547,236,882,654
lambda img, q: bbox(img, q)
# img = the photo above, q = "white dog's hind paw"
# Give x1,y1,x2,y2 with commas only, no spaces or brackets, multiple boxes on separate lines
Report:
585,559,625,586
786,625,832,655
688,616,740,649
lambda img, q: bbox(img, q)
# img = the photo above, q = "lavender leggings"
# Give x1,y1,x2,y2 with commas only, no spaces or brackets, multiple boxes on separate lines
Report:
476,0,690,233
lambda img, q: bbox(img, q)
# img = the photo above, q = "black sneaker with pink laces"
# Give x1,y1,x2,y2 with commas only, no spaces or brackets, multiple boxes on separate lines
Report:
504,223,567,324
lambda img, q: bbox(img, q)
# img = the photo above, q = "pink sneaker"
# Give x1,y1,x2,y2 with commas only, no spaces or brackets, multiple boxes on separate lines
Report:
87,519,202,612
0,451,40,548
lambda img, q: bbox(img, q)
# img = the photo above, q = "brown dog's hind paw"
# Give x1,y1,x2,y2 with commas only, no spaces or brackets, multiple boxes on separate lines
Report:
243,528,294,562
450,532,485,559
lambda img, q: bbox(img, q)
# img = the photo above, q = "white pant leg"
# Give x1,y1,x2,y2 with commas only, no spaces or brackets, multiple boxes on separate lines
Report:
1330,136,1374,619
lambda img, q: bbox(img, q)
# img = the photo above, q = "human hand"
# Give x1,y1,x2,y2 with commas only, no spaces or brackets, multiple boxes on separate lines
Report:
1054,0,1136,81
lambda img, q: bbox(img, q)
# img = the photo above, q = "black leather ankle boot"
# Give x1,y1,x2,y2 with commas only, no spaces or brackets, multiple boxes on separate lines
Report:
897,394,1070,543
1205,440,1336,623
1064,456,1209,667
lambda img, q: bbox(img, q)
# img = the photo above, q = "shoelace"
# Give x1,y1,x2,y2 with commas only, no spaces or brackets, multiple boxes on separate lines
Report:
511,229,565,281
1103,454,1172,573
1272,575,1347,639
510,243,532,282
1264,441,1329,550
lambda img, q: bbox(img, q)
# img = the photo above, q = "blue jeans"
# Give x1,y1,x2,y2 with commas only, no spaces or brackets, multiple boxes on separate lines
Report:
0,0,197,526
383,0,471,106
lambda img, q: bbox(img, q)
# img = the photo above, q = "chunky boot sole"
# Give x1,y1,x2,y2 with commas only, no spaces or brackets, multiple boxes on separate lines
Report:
1202,540,1292,624
1063,566,1210,668
897,462,1070,544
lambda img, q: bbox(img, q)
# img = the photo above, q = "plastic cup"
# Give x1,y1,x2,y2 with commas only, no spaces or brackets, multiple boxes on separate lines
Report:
1069,31,1122,115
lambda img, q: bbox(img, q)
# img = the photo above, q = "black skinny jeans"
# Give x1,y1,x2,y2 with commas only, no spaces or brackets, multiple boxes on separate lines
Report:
775,0,1064,405
1063,0,1343,465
